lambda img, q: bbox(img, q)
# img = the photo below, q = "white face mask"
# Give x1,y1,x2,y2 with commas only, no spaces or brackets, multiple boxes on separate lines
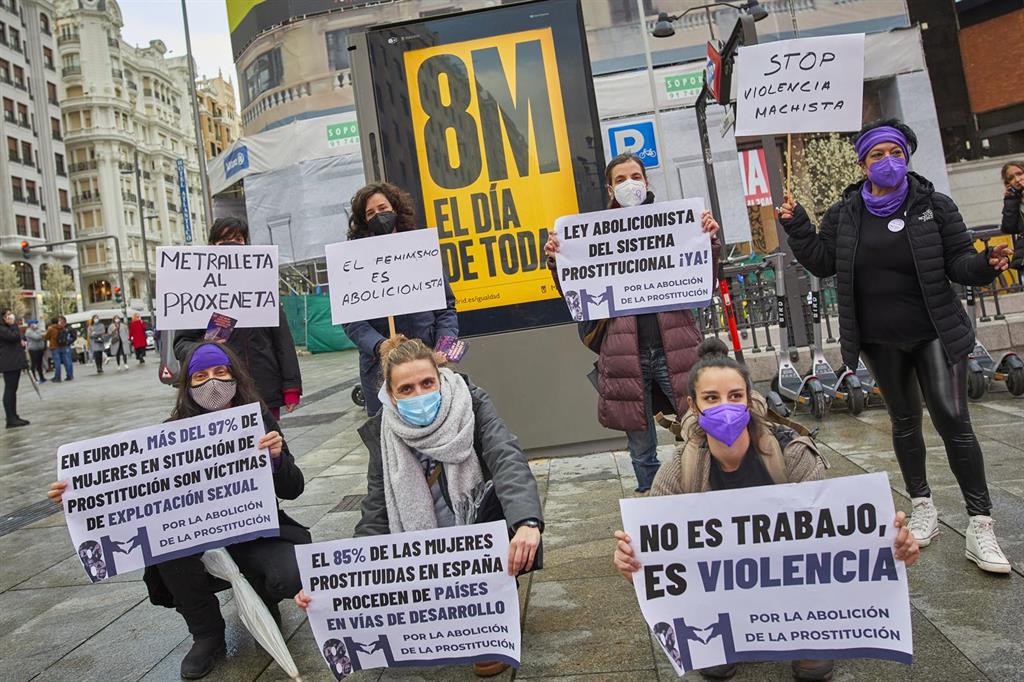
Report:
613,179,647,207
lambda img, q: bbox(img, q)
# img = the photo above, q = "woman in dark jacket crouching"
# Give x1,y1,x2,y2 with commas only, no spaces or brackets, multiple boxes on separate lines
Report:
295,335,542,678
779,119,1012,575
48,343,310,679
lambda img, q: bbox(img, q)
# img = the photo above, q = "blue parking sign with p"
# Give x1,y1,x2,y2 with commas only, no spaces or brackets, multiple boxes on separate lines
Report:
607,120,659,169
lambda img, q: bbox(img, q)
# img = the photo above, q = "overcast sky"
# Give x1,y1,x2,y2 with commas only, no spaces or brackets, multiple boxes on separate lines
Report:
118,0,238,105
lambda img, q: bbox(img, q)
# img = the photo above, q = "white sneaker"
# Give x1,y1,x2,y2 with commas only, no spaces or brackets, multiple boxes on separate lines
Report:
908,497,939,546
965,515,1011,574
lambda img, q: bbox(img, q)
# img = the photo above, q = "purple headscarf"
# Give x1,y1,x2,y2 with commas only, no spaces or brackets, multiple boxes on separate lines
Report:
188,344,231,376
856,126,911,217
854,126,909,161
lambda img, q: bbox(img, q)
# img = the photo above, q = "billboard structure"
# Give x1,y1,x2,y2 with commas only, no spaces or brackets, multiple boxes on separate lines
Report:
350,0,606,337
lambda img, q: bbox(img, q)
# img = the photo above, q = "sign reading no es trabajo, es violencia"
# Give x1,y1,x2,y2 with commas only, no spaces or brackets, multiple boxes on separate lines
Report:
620,472,913,675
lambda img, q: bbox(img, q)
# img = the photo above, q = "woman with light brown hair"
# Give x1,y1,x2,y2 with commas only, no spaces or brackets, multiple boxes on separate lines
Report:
295,335,542,677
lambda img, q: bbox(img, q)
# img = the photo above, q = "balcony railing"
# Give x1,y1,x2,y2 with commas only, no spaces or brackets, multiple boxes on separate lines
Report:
60,204,70,212
44,60,54,71
167,201,176,211
122,191,137,203
127,80,137,91
25,194,38,205
17,116,30,129
12,190,24,202
57,34,79,45
52,131,63,141
62,65,81,77
69,160,97,172
2,111,12,123
108,37,118,48
118,161,134,172
111,68,123,79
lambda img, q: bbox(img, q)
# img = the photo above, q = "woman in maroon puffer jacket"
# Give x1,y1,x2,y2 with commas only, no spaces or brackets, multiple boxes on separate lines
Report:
545,153,720,493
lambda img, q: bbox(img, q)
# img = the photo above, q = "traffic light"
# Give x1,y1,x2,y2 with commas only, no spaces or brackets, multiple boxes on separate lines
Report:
20,241,30,259
113,286,123,304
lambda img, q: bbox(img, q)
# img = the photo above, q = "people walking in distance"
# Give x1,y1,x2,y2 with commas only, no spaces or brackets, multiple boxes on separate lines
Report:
47,342,310,679
544,153,721,494
1,309,29,428
342,183,459,417
107,315,130,370
173,217,303,420
129,313,148,365
45,316,75,382
24,319,47,383
779,119,1012,574
612,339,921,680
294,335,542,678
88,315,107,374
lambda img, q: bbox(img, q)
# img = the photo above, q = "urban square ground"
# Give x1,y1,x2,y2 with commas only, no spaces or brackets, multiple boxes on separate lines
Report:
0,350,1020,681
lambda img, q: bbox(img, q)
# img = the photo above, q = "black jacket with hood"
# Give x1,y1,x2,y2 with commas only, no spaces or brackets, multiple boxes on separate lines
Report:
781,172,998,369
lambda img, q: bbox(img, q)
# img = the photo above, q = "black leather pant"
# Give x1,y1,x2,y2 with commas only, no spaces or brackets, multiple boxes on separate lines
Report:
861,339,992,516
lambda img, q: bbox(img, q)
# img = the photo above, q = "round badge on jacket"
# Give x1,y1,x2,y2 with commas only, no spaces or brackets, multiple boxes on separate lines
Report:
887,218,905,232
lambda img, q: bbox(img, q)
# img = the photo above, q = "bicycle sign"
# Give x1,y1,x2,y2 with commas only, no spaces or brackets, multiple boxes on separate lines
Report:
607,120,660,169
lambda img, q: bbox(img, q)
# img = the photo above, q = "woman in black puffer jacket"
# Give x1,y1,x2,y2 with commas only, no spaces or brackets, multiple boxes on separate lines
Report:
778,119,1012,576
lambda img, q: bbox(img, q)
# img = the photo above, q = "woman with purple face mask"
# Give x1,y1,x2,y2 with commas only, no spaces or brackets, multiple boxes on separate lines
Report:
612,338,921,681
778,119,1012,575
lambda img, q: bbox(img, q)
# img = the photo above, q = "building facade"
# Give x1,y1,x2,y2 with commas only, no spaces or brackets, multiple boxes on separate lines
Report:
1,0,78,321
197,70,240,160
54,0,206,310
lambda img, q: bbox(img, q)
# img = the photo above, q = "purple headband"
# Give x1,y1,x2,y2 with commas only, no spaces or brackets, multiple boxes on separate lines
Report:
188,344,231,375
854,126,909,162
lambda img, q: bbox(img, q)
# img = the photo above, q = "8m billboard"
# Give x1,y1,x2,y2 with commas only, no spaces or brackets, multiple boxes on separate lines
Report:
358,0,606,336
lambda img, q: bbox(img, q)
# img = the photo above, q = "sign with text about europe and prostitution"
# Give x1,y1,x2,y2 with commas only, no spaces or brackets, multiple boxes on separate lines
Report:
553,199,714,321
324,229,448,326
735,34,865,136
296,521,521,680
620,472,913,675
58,404,278,582
156,245,279,329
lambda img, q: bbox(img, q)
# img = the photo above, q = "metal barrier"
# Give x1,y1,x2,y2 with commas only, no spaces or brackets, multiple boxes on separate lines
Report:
966,225,1023,323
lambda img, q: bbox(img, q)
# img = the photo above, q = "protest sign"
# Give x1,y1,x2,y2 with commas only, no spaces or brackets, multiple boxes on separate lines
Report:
324,229,448,326
156,245,279,330
620,472,912,674
554,199,713,321
58,404,278,582
296,521,520,679
735,34,865,136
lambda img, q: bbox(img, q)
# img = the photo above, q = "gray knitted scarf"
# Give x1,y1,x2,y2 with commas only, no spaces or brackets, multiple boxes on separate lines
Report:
380,368,483,532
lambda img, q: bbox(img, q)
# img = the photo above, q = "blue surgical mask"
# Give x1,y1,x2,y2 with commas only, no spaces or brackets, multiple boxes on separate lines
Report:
396,390,442,427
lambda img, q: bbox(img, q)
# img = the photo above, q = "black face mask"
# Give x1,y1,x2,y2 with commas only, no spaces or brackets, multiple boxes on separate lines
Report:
367,211,398,236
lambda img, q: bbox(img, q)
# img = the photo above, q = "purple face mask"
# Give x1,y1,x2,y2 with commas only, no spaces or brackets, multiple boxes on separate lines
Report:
698,403,751,446
866,155,908,189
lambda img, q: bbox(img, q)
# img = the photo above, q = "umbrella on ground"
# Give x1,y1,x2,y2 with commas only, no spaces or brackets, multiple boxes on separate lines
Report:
201,548,303,680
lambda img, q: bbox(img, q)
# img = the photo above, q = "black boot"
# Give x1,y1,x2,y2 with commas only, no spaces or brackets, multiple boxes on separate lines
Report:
180,635,225,679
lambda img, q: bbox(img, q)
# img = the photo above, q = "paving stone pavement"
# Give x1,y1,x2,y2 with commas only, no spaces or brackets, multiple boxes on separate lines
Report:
0,350,1020,681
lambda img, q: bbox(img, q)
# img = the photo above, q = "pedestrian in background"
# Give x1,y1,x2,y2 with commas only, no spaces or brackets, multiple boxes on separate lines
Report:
88,315,107,374
46,316,75,382
1,309,29,428
173,217,303,420
72,332,88,365
1000,160,1023,272
342,183,458,417
24,320,46,383
544,153,721,494
107,314,130,370
129,313,148,364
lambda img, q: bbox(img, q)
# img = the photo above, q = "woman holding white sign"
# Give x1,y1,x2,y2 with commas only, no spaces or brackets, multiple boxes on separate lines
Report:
173,217,304,421
294,334,541,678
47,343,311,679
779,119,1012,575
612,338,921,681
544,153,720,494
343,182,460,417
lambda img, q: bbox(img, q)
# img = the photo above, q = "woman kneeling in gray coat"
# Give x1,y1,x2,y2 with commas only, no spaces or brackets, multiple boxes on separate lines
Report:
296,335,543,677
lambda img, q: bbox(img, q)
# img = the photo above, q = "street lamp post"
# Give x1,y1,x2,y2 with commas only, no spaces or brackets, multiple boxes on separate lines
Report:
636,0,675,200
129,149,155,313
181,0,213,229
